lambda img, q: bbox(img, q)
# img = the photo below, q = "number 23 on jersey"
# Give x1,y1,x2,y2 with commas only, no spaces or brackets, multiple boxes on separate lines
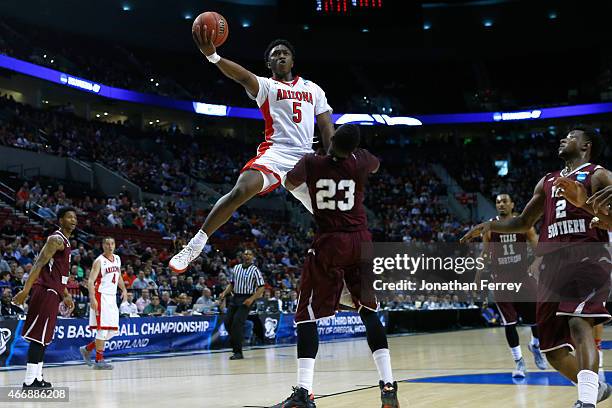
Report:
315,179,356,211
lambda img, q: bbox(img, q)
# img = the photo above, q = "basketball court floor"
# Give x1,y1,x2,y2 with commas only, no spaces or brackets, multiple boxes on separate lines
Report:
1,327,610,407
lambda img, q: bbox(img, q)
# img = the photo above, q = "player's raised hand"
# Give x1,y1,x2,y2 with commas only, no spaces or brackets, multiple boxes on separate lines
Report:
586,185,612,215
192,23,216,57
63,294,74,310
12,289,29,305
460,222,490,244
590,216,612,231
553,177,587,208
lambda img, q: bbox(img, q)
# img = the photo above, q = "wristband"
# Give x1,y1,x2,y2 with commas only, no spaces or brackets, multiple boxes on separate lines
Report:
206,52,221,64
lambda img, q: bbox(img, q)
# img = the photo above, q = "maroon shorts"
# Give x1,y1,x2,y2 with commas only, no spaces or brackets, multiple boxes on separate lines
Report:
537,245,611,353
295,230,376,323
495,275,538,326
22,284,62,345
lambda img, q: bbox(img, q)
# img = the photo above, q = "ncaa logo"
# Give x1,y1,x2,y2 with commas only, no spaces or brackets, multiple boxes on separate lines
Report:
264,317,278,339
0,328,12,355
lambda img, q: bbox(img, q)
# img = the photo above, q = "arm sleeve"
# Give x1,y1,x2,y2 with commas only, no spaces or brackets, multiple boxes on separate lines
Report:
246,76,271,107
313,83,333,116
286,155,309,187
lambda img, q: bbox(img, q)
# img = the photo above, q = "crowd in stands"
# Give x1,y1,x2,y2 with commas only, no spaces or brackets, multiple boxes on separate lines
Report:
0,87,498,323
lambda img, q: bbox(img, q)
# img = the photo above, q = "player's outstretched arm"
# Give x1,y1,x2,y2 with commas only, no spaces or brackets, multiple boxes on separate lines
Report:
12,235,64,304
461,177,545,243
192,23,259,97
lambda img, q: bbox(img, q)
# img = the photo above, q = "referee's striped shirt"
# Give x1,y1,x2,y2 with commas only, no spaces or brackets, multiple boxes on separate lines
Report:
231,263,265,295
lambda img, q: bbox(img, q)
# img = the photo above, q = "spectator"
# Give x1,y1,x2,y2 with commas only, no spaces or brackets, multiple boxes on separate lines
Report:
175,293,190,315
143,295,165,316
15,183,30,210
120,292,138,315
195,288,215,312
283,290,298,313
136,288,151,313
122,267,136,288
0,271,13,291
160,290,175,308
1,220,17,241
1,288,23,316
131,271,149,290
66,274,81,297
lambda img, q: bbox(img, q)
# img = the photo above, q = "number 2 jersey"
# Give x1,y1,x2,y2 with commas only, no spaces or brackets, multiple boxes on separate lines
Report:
538,163,609,255
286,149,379,233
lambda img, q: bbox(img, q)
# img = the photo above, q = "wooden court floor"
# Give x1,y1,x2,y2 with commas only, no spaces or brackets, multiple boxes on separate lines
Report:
1,326,610,407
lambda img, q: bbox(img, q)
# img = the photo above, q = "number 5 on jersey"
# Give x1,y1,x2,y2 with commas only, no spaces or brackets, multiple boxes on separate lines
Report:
316,179,355,211
292,102,302,123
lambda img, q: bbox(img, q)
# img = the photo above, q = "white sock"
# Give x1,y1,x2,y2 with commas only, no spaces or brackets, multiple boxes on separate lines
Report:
36,362,43,381
530,336,540,348
297,358,315,393
24,363,37,385
188,230,208,252
599,349,604,369
511,346,523,361
577,370,599,404
372,348,394,384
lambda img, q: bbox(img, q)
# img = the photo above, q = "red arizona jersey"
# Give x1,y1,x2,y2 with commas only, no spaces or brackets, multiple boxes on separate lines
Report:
35,230,71,294
286,149,379,233
537,163,609,254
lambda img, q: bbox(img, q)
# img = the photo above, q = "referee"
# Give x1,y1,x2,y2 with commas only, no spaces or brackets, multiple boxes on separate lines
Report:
219,249,265,360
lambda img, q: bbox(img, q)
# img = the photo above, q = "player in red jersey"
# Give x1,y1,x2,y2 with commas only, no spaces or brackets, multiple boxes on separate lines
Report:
268,125,399,408
12,207,77,389
477,193,547,378
169,25,334,274
462,126,611,408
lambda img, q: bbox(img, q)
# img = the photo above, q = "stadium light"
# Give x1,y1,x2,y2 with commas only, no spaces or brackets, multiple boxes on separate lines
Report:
303,25,310,30
483,19,493,27
361,28,369,33
122,4,131,11
184,13,193,20
242,21,251,28
548,11,558,19
423,22,432,30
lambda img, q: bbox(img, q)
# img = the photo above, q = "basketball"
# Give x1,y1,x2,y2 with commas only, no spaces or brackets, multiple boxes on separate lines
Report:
193,11,229,47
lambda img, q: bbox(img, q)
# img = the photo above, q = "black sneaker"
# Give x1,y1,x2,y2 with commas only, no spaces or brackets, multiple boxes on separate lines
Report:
572,401,595,408
379,381,400,408
269,387,315,408
22,379,52,389
229,352,244,360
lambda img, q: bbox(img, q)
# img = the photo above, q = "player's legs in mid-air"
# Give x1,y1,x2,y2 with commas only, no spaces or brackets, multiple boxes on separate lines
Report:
170,149,314,272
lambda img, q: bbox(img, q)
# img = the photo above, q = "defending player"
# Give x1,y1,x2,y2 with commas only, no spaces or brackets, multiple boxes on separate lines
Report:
461,127,611,408
269,125,399,408
478,193,547,378
12,207,77,388
79,237,127,369
169,24,334,273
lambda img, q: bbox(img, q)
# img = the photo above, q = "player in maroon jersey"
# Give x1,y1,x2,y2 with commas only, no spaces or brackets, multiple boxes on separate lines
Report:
268,125,399,408
462,126,611,408
477,193,547,378
12,207,77,389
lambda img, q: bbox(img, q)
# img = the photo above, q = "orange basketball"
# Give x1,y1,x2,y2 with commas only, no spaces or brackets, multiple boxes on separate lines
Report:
193,11,229,48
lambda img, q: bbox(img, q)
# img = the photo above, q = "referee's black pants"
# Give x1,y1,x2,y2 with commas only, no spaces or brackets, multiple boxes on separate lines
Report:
225,294,251,354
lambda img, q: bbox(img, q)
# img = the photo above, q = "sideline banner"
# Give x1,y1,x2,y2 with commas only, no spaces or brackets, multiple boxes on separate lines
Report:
2,315,218,366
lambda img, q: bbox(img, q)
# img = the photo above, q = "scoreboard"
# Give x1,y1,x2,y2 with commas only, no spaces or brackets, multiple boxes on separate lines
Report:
316,0,384,15
279,0,422,27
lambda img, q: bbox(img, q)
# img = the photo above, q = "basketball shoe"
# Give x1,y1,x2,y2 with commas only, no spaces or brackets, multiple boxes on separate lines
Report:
269,387,315,408
512,357,526,378
380,381,400,408
598,381,612,403
528,343,548,370
169,245,200,273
